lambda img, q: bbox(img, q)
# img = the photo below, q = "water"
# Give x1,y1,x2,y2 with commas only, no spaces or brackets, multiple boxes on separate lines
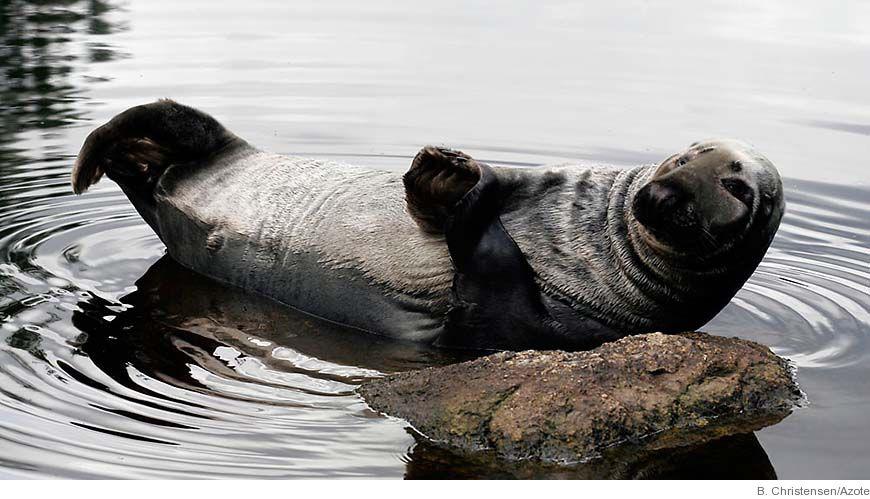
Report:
0,0,868,479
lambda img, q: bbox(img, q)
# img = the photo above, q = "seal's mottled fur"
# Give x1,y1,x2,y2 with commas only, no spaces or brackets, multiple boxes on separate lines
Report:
73,100,784,350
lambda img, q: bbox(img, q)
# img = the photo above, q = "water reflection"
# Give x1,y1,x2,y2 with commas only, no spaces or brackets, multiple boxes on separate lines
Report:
69,256,777,479
76,255,472,376
0,0,124,311
0,0,123,165
405,432,777,480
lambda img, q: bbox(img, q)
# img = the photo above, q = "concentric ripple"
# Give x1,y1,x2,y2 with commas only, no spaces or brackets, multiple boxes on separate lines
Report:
709,179,870,369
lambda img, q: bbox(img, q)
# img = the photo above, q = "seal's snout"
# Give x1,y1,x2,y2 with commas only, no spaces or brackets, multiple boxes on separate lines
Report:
632,181,690,232
632,138,785,258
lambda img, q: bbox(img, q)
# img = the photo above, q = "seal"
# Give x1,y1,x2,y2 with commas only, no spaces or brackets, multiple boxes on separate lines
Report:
72,100,785,351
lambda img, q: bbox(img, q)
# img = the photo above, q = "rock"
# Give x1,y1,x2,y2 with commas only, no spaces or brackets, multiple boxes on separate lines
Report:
359,332,803,464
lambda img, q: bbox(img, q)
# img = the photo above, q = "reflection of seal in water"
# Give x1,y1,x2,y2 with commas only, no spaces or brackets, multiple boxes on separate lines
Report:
71,100,784,350
68,256,777,479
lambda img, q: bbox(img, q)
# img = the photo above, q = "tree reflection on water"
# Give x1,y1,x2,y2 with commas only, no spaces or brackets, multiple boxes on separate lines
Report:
0,0,124,165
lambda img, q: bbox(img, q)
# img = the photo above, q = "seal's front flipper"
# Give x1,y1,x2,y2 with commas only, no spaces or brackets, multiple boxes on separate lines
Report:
404,146,565,350
403,146,482,234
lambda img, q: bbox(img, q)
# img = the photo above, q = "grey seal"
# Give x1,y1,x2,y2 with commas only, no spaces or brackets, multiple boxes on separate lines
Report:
72,100,784,350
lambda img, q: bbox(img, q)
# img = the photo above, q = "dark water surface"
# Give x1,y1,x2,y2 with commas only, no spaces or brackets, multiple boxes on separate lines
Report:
0,0,868,479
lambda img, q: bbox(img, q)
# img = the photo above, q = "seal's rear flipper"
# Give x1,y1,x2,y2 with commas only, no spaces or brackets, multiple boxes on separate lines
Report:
404,147,566,350
72,100,242,235
72,99,240,196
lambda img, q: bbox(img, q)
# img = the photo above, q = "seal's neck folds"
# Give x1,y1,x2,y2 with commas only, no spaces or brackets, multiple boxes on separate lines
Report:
608,165,746,331
496,162,744,335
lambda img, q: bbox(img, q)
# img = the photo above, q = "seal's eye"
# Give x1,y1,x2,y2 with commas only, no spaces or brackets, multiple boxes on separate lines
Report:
721,178,753,207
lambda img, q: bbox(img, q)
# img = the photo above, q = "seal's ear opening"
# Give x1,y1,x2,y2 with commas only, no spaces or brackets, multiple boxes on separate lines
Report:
403,146,482,233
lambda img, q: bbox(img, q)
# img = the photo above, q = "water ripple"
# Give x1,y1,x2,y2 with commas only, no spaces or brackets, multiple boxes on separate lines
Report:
709,179,870,370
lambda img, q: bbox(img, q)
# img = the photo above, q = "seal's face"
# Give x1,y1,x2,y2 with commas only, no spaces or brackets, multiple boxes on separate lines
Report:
632,139,784,258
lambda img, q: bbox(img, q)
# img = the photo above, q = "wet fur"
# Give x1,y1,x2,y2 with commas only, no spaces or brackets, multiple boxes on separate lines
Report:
73,101,783,350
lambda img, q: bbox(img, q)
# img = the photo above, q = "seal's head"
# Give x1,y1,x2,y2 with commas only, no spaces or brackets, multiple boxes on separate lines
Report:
632,139,784,261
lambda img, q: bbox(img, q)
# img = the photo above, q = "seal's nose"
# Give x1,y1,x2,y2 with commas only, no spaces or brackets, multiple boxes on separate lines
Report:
644,182,681,210
633,181,685,230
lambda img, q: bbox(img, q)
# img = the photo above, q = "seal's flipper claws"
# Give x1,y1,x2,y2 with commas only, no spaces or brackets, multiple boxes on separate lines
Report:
402,148,567,350
403,146,482,234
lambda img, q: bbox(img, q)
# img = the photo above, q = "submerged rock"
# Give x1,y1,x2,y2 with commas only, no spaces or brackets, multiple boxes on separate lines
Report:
360,332,803,464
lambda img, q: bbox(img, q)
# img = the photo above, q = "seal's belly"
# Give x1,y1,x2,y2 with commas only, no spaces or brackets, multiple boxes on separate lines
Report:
153,147,453,341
